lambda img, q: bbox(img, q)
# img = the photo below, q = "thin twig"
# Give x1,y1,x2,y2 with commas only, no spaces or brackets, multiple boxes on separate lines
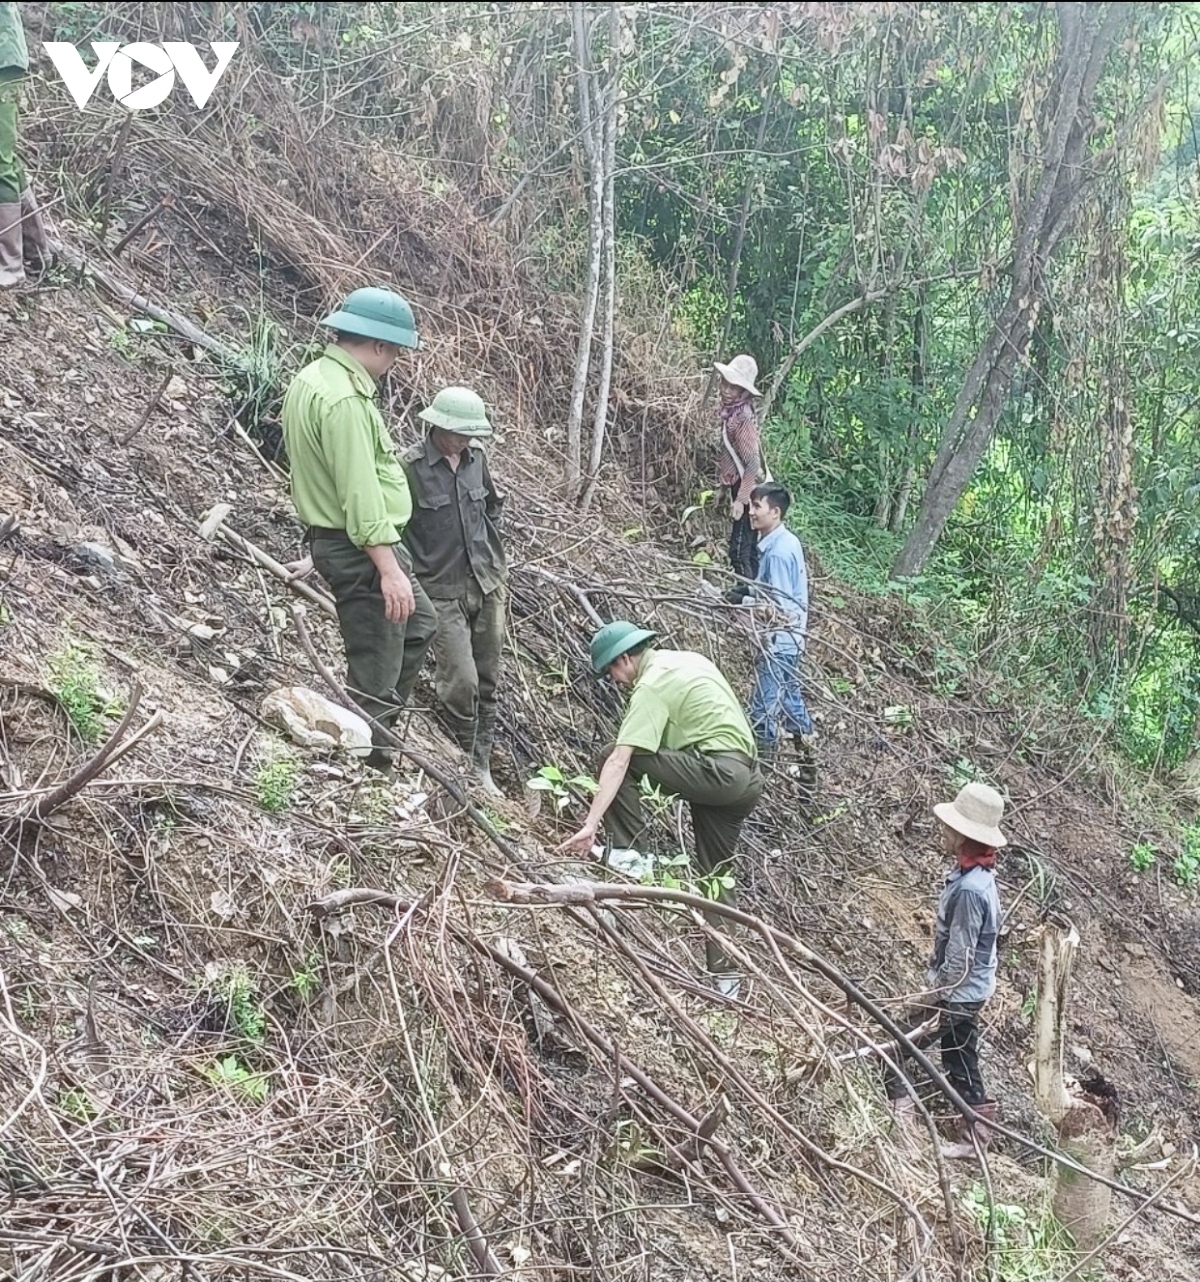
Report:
119,369,174,445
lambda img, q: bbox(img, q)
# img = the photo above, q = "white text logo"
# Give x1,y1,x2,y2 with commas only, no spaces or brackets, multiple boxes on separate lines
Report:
43,42,239,111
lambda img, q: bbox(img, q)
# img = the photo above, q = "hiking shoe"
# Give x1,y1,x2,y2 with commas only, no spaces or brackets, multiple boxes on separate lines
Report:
714,973,742,999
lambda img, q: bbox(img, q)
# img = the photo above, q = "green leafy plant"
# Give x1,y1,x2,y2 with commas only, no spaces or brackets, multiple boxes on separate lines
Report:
207,1055,269,1103
1020,989,1037,1021
948,757,988,791
255,748,299,814
648,851,691,890
58,1087,97,1121
482,807,511,834
638,776,679,820
45,645,116,744
701,870,737,901
1129,841,1157,874
290,951,322,999
213,964,266,1042
527,764,598,813
959,1185,1073,1282
1024,854,1058,909
1173,823,1200,888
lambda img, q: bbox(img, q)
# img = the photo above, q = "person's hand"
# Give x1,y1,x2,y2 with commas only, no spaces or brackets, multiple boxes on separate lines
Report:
557,821,599,856
731,499,746,520
380,565,416,622
284,554,314,582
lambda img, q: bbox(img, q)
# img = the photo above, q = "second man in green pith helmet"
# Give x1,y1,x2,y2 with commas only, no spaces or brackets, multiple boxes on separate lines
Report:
281,285,437,774
401,386,508,796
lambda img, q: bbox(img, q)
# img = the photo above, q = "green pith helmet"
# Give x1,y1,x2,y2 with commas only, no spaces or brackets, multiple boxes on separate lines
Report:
321,286,420,349
418,386,493,437
590,620,658,673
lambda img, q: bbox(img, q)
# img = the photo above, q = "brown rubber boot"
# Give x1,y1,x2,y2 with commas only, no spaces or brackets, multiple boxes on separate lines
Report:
0,203,24,289
942,1099,998,1160
18,187,56,272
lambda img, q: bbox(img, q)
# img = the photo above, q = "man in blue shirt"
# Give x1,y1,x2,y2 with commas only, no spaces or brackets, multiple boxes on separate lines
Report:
742,483,817,799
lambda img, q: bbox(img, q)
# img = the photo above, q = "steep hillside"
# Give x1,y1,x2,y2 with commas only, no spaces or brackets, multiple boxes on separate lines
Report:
3,15,1200,1282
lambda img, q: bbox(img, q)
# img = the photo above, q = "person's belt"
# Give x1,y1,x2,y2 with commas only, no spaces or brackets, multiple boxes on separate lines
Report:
306,525,351,539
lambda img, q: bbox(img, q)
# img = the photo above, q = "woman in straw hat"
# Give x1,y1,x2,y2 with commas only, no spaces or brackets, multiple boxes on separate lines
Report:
884,781,1005,1159
713,353,766,603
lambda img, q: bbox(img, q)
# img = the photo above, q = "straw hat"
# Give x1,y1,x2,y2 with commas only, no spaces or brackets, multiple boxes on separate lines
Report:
713,353,761,396
933,782,1007,848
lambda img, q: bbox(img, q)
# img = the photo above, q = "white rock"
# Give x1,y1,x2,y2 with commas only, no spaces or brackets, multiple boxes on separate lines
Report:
260,686,371,755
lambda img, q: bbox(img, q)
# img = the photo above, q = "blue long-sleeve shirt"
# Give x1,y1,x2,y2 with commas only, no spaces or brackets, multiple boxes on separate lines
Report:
748,523,808,654
926,865,1001,1004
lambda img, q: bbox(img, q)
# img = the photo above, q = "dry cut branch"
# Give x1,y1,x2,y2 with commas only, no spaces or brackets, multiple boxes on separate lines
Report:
484,877,1200,1228
3,684,163,837
306,886,817,1271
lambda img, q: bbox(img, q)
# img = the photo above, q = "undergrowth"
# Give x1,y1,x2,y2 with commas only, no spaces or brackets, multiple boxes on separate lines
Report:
960,1186,1078,1282
44,644,114,744
254,742,300,814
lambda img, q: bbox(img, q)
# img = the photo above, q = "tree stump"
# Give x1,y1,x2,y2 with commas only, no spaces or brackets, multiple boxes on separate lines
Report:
1032,923,1120,1252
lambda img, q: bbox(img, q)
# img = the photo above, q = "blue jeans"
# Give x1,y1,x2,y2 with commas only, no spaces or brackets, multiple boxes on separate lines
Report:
749,650,813,745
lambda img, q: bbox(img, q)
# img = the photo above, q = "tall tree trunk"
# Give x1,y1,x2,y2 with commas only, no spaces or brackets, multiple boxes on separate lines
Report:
580,4,621,510
891,3,1129,577
564,2,604,488
703,78,774,403
890,289,927,533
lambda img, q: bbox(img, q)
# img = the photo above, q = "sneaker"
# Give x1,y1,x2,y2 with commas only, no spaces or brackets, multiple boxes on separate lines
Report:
714,973,742,999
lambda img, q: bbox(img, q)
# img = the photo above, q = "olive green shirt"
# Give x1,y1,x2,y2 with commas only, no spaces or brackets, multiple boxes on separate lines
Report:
0,3,28,76
616,649,756,758
280,344,413,548
400,433,506,600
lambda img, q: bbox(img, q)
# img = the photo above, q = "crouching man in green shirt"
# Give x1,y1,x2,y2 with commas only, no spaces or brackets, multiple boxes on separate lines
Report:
559,621,764,994
281,286,437,773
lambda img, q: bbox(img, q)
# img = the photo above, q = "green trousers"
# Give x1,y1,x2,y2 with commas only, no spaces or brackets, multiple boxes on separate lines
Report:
601,745,763,973
430,582,505,756
0,72,25,205
310,531,437,747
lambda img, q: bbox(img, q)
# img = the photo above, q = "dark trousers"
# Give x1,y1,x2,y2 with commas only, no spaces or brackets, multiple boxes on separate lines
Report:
430,583,505,755
727,484,760,590
883,1001,987,1104
601,744,763,973
310,530,438,747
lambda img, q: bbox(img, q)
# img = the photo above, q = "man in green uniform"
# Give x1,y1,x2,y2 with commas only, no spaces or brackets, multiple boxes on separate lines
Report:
281,286,437,773
1,2,54,288
401,386,507,796
559,621,763,993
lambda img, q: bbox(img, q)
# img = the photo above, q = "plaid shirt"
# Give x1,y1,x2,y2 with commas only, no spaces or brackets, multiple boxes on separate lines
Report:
717,398,762,503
